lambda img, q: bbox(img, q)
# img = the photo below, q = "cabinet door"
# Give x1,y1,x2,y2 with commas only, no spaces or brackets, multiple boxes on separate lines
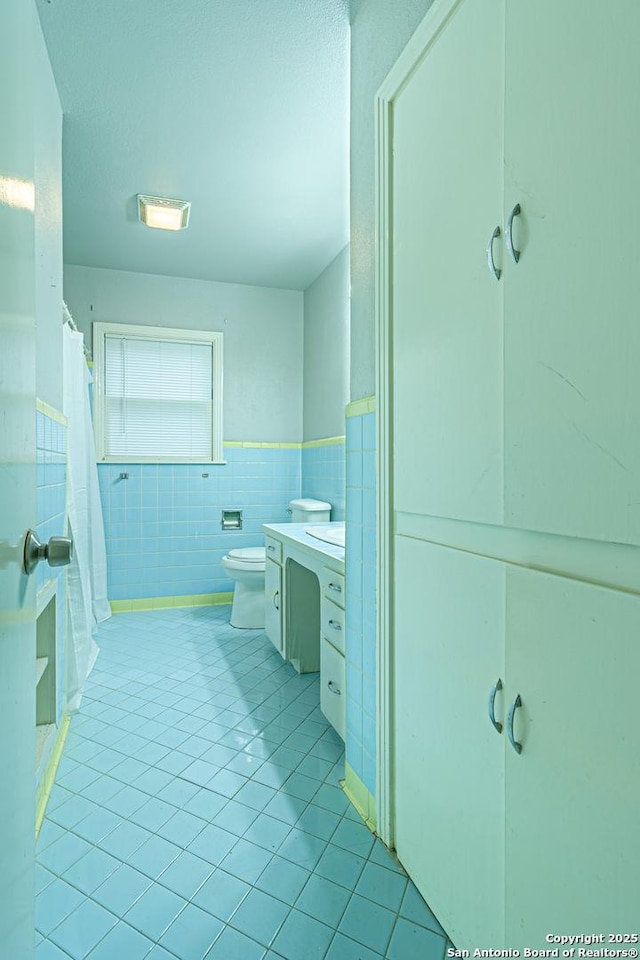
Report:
505,567,640,944
320,639,345,740
264,558,282,655
394,536,506,949
504,2,640,544
392,0,504,525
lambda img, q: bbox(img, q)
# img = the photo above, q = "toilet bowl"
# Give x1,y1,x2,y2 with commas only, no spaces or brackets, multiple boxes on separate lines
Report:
222,547,266,628
223,499,332,630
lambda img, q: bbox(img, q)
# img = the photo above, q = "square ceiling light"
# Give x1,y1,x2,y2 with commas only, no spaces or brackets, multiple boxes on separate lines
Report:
137,194,191,231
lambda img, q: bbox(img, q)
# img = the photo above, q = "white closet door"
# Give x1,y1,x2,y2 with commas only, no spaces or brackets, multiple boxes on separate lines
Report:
505,566,640,944
503,1,640,545
394,536,506,949
392,0,504,526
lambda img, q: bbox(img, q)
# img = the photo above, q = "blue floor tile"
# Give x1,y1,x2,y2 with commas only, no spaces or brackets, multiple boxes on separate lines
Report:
35,878,85,936
35,607,449,960
192,868,251,921
229,887,289,947
386,918,446,960
85,920,153,960
91,863,152,915
61,846,120,895
271,908,334,960
355,862,408,912
338,893,397,954
123,883,187,941
204,926,265,960
254,856,310,905
159,902,224,959
48,897,118,959
156,850,214,900
295,873,351,927
325,932,384,960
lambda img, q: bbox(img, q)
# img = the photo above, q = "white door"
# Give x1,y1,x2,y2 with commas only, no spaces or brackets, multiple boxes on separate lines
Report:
392,0,505,526
505,567,640,945
0,1,37,957
503,1,640,545
394,536,506,949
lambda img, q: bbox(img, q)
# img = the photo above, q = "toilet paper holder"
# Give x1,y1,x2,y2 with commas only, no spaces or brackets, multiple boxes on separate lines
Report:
221,509,243,530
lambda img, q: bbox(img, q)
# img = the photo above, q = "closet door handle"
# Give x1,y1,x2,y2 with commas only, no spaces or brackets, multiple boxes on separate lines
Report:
328,583,342,594
328,619,342,632
486,225,501,280
506,202,522,263
507,694,523,754
488,678,503,733
328,680,342,696
273,590,280,611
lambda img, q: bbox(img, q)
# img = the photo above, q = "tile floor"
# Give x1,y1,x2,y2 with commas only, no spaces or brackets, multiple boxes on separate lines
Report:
36,606,450,960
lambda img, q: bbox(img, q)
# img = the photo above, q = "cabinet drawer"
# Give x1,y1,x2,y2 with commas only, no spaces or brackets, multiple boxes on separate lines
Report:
321,598,345,655
320,639,345,740
320,567,345,608
265,536,282,564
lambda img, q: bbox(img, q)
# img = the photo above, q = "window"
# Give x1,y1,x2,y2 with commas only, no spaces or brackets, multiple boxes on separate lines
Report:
93,322,223,462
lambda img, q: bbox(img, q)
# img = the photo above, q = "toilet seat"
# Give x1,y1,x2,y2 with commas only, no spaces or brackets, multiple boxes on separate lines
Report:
222,547,266,572
228,547,265,562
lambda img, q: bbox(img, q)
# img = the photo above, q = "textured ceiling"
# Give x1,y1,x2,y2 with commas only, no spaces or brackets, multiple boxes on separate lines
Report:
36,0,350,291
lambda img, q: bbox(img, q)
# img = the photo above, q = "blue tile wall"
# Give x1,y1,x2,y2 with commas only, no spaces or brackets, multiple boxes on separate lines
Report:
98,446,302,602
345,410,376,796
36,407,68,726
301,442,346,522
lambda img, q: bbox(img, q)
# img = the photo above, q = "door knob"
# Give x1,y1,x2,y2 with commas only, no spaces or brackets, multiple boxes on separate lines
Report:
23,530,73,575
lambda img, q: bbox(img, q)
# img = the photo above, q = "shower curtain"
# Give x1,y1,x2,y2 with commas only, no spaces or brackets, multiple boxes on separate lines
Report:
62,321,110,712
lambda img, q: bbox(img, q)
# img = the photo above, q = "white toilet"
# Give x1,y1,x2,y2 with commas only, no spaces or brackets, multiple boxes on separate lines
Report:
222,498,331,629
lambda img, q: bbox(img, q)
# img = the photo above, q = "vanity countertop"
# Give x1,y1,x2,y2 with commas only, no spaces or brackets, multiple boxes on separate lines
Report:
262,522,345,571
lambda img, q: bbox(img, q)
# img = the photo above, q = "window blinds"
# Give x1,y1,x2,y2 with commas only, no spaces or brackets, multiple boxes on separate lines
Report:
104,334,214,460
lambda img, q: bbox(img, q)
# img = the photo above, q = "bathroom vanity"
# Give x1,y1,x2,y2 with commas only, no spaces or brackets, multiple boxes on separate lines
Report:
262,522,345,740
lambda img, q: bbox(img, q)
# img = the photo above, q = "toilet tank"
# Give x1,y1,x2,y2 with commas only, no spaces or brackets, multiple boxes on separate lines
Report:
289,498,332,523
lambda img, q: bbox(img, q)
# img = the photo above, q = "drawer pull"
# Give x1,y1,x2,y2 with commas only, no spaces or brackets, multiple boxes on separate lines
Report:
506,202,522,263
328,680,342,696
486,224,501,281
328,582,342,594
507,694,523,754
328,619,342,631
488,678,503,734
273,590,280,611
267,544,276,552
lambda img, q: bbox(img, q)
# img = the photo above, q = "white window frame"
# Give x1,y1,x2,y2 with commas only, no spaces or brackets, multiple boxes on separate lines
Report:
93,321,224,463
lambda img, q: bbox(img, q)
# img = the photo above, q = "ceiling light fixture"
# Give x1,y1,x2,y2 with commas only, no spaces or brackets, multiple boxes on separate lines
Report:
137,194,191,231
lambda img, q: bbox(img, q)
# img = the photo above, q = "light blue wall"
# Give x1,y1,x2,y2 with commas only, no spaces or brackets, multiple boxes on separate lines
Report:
99,446,301,601
301,442,346,522
303,245,350,442
36,408,67,725
349,0,434,399
345,408,376,793
65,265,304,444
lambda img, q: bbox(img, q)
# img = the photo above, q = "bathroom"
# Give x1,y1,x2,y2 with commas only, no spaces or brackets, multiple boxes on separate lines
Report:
4,0,639,957
0,1,430,958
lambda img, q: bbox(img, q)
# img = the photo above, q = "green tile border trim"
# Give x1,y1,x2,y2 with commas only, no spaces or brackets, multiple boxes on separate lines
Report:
36,714,71,839
346,395,376,418
224,441,301,449
301,436,345,448
224,437,345,449
343,761,377,833
36,398,68,427
110,592,233,614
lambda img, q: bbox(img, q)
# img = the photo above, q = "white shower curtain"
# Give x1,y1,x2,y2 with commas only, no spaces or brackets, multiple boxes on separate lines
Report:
63,322,110,712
